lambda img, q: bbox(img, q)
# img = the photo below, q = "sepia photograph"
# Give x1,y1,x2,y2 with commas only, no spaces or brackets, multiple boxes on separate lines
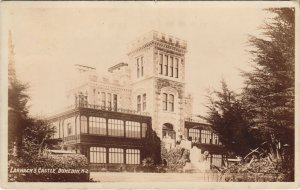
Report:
0,1,298,188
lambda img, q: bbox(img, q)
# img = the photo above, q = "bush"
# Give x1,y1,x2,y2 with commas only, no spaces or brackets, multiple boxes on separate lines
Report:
9,153,89,182
161,143,190,172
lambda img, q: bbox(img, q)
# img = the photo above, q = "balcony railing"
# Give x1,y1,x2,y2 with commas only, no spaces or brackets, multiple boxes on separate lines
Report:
185,117,208,124
76,104,150,116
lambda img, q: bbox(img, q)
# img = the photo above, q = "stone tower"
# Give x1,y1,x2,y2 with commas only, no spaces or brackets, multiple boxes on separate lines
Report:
8,30,16,86
127,31,188,145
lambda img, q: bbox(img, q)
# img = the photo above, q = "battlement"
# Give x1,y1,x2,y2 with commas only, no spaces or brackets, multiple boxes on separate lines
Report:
128,30,187,54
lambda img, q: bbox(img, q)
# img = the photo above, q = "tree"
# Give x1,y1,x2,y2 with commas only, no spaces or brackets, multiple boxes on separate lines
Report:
8,79,30,156
205,80,256,156
243,8,295,146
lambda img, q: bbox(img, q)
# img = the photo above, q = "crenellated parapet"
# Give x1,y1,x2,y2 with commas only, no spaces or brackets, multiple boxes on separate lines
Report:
127,30,187,56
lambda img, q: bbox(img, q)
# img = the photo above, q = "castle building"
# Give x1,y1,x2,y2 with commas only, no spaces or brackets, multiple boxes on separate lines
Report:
48,31,226,171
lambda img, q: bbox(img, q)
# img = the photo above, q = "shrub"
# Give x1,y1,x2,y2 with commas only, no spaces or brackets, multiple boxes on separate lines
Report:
8,152,89,182
161,143,190,172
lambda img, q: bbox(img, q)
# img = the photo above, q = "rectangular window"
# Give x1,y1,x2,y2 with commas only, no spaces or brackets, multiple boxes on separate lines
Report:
212,133,220,145
137,58,140,78
113,94,118,111
141,123,147,138
90,147,106,163
201,130,212,144
137,95,141,112
80,116,88,134
142,93,146,111
107,93,112,108
89,117,106,135
170,57,174,77
126,121,141,138
159,54,163,74
126,149,140,164
67,123,72,135
101,92,106,107
169,94,174,112
76,116,80,136
108,119,124,137
175,58,179,78
189,128,201,142
109,148,124,164
141,57,144,77
164,55,168,76
162,93,168,111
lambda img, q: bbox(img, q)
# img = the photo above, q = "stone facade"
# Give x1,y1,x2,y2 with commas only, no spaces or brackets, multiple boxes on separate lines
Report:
48,31,227,170
66,31,192,143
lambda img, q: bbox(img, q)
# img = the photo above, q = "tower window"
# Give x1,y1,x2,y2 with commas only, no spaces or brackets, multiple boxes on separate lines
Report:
143,93,146,111
170,57,174,77
137,95,141,112
175,58,179,78
162,93,168,111
164,55,168,76
169,94,174,112
159,54,163,74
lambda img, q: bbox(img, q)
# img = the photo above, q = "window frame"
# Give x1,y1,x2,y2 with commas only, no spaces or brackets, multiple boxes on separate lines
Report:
137,95,141,112
169,94,174,112
162,93,168,111
90,147,107,164
108,119,124,137
142,93,146,111
159,54,163,74
109,148,124,164
126,149,140,165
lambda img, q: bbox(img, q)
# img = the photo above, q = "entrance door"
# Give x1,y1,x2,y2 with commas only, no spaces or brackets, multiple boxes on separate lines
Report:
162,123,176,149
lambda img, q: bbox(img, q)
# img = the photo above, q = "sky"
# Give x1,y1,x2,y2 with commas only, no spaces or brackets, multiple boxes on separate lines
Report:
2,2,274,117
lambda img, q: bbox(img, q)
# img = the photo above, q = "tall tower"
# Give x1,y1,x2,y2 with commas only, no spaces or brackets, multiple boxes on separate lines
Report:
128,31,187,144
8,30,16,86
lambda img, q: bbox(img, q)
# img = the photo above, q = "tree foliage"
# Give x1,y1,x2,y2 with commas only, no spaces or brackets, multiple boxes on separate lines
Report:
205,80,256,156
8,79,30,154
243,8,295,145
205,8,295,157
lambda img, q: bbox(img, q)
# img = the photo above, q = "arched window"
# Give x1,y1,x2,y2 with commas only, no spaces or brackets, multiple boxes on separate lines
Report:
169,94,174,112
162,93,175,112
162,93,168,111
137,95,141,112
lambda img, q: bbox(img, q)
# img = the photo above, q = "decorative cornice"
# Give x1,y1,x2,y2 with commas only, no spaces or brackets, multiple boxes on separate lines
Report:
128,40,187,56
